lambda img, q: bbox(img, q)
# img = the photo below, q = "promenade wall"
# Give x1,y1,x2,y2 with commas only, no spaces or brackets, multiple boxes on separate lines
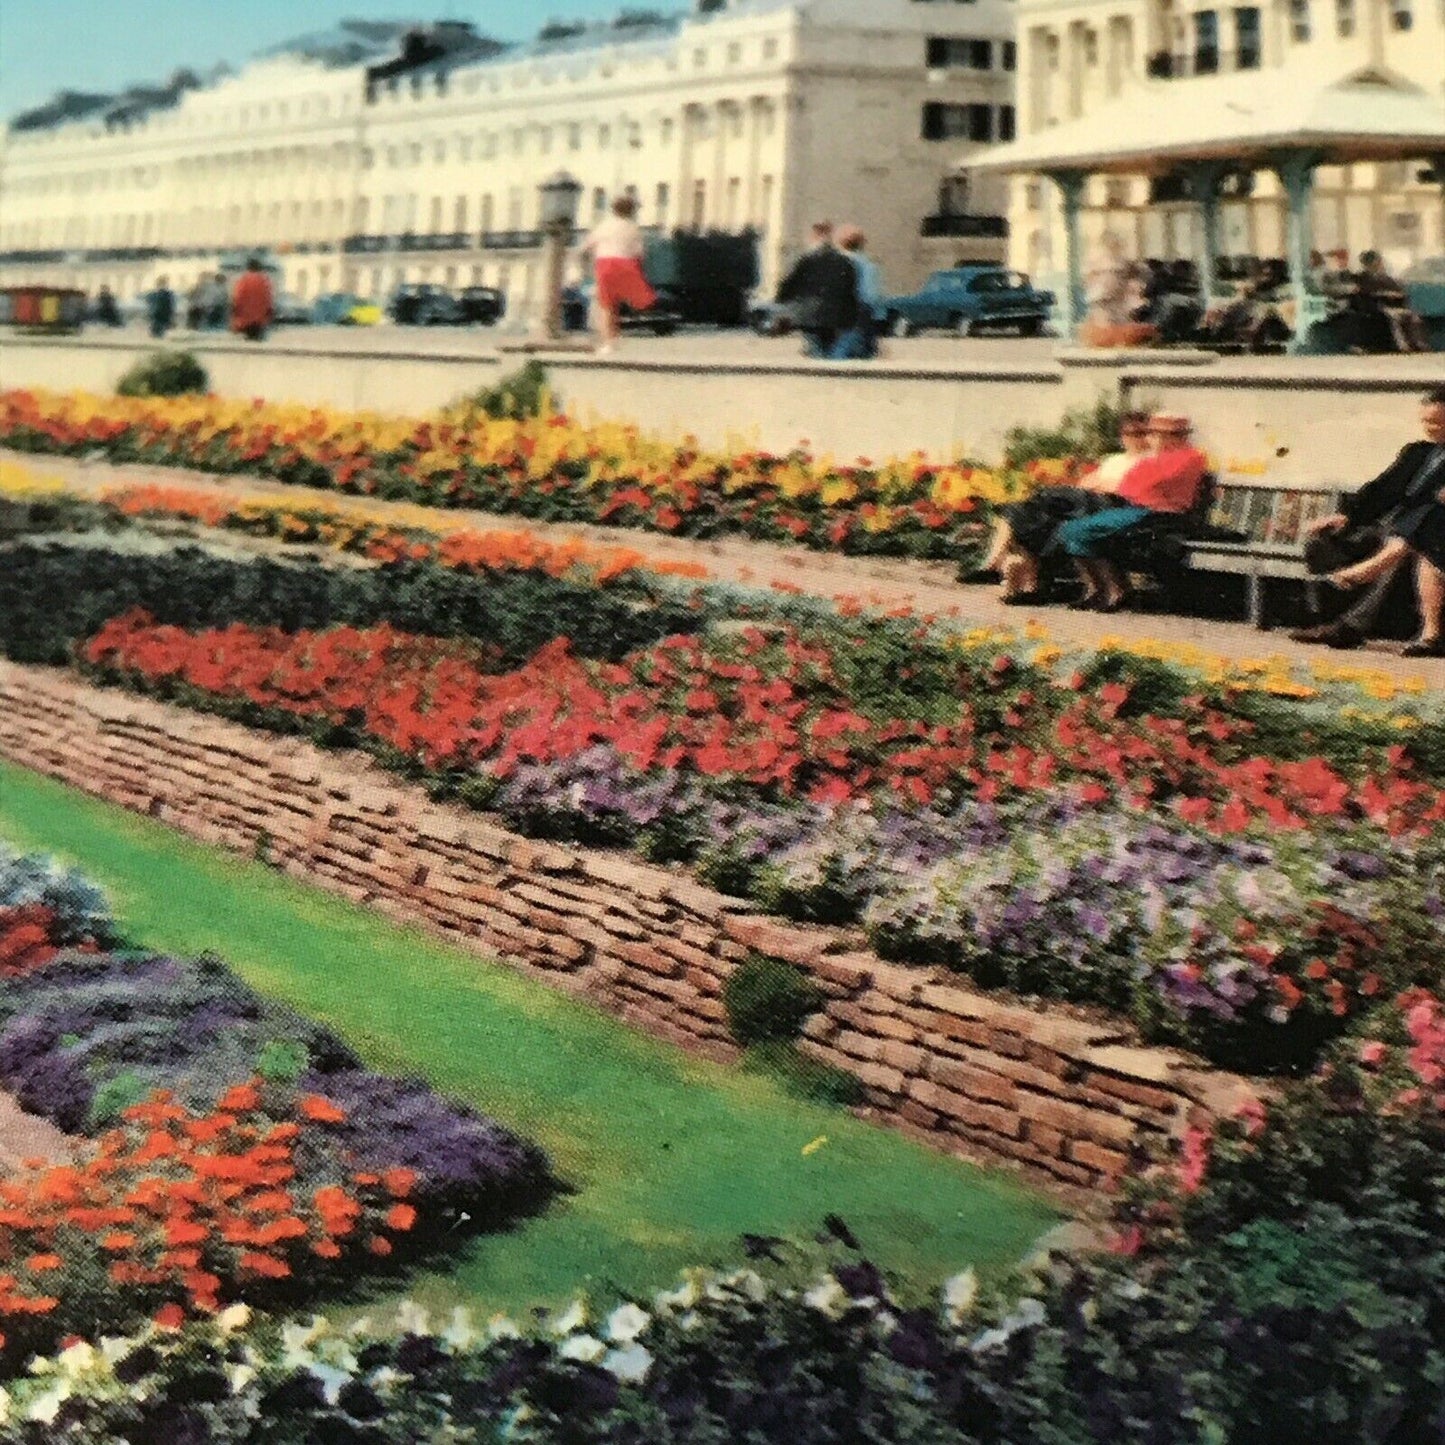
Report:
0,333,1434,481
0,662,1258,1204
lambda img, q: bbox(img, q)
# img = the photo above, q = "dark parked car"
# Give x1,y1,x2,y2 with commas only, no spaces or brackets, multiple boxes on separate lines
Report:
562,284,682,335
387,283,466,326
272,292,312,325
458,285,506,325
883,266,1055,337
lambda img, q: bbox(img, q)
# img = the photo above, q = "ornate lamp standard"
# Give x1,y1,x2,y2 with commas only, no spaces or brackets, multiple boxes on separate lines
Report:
537,170,582,342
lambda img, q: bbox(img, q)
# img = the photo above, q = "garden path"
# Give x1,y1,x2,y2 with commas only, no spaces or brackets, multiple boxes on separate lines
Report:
0,1091,75,1172
15,450,1440,690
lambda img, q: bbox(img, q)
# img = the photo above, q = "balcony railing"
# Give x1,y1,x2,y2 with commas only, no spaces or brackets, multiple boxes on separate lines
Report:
1146,48,1261,77
919,213,1009,239
341,231,475,255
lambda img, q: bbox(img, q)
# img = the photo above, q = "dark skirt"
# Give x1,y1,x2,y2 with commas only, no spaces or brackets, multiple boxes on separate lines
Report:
1391,500,1445,570
1002,486,1116,556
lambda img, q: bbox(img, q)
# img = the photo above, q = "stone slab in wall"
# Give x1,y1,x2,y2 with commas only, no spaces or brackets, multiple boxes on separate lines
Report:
0,663,1257,1202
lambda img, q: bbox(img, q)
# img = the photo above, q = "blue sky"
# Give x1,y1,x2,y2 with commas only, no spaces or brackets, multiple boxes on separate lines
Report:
0,2,637,117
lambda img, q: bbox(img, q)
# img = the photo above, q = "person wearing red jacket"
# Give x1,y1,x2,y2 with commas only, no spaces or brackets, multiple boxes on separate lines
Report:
230,260,275,342
1054,414,1209,612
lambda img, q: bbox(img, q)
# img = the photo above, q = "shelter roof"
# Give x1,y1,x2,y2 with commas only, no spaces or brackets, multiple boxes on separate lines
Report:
971,65,1445,175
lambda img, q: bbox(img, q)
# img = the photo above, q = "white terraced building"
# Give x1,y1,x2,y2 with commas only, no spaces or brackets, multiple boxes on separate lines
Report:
993,0,1445,283
0,1,1022,314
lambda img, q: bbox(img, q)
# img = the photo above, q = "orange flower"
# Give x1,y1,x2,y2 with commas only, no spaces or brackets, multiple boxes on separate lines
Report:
384,1203,416,1232
154,1303,186,1330
366,1236,393,1257
239,1251,292,1279
101,1231,138,1252
24,1254,62,1273
298,1095,347,1125
381,1167,417,1199
311,1239,342,1259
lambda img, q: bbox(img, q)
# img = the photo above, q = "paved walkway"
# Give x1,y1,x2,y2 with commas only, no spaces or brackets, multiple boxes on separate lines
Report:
0,1091,75,1172
13,450,1443,692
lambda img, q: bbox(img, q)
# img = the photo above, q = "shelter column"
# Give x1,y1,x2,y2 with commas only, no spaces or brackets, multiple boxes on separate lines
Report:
1045,169,1088,342
1182,161,1229,309
1271,152,1320,356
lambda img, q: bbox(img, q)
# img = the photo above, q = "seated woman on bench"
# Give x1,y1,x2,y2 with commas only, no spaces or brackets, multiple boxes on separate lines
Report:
1053,414,1210,613
980,411,1153,602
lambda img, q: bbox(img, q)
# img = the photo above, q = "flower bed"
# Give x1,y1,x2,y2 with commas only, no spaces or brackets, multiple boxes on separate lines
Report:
10,989,1445,1443
73,609,1445,1073
0,859,552,1366
0,388,1042,564
0,844,113,978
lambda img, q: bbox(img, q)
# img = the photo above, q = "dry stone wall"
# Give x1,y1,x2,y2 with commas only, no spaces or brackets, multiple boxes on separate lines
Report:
0,663,1257,1202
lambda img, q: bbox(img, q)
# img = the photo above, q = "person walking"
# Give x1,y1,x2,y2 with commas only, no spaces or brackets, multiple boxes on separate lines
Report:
94,285,122,328
230,260,275,342
830,227,883,360
776,221,859,360
578,194,655,356
145,277,176,339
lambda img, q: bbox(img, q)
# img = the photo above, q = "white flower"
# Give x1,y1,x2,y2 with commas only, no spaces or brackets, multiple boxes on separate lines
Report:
217,1304,252,1335
227,1364,257,1395
25,1382,71,1425
803,1275,848,1320
677,1310,702,1332
941,1269,978,1326
370,1366,408,1393
557,1333,606,1364
654,1275,702,1313
606,1303,652,1343
721,1269,767,1302
487,1313,521,1341
602,1343,654,1384
443,1307,478,1351
310,1362,353,1406
0,1387,10,1425
57,1341,98,1379
395,1301,431,1338
550,1298,588,1337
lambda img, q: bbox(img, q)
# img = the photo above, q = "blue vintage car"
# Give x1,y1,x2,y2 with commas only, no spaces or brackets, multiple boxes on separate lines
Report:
883,266,1055,338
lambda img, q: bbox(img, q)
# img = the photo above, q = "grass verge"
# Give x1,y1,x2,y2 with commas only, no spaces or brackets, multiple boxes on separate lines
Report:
0,757,1058,1315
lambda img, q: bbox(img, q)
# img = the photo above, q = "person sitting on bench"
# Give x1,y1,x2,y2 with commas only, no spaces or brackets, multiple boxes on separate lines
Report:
1291,386,1445,658
979,411,1154,603
1053,414,1210,612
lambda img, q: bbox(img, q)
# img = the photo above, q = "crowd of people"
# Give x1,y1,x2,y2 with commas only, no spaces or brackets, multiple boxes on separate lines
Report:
87,260,276,342
970,388,1445,659
1083,238,1432,354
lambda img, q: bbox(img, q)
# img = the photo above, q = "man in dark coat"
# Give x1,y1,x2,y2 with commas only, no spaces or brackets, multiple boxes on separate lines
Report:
776,221,859,360
1291,386,1445,657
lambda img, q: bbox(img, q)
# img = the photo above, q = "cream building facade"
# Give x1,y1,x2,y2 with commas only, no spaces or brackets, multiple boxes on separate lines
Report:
0,1,1022,313
1003,0,1445,281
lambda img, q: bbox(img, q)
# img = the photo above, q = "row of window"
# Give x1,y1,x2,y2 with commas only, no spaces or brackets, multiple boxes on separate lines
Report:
1,174,781,252
6,107,781,198
921,102,1016,144
925,37,1017,70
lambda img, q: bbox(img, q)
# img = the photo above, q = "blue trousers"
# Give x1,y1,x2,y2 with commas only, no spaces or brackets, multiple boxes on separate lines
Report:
1056,505,1154,558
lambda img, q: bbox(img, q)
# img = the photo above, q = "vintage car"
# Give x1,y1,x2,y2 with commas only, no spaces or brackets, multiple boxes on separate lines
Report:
882,266,1055,337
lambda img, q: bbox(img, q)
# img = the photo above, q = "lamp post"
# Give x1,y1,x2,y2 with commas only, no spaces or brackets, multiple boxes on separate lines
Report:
537,170,582,342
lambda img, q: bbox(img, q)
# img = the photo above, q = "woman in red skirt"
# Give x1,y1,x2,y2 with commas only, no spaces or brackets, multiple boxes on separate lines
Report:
579,194,655,355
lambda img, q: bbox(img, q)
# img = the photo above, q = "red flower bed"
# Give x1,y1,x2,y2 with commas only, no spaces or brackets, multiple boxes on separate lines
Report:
82,612,1445,836
0,906,100,978
0,1084,418,1359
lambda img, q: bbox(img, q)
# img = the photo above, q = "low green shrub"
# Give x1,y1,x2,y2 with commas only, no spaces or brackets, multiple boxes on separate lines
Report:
1001,392,1146,469
458,359,554,420
115,349,210,398
723,954,823,1046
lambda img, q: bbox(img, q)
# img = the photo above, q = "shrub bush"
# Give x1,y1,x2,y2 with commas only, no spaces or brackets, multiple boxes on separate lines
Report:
1001,392,1142,469
457,359,553,420
115,350,210,398
723,954,823,1046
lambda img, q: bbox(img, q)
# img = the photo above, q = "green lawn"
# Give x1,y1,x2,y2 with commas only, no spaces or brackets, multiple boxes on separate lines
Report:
0,758,1058,1317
